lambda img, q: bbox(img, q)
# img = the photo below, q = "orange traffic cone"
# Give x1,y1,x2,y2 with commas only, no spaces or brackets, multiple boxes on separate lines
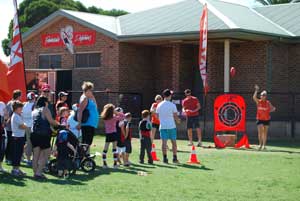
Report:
187,145,200,164
151,143,160,161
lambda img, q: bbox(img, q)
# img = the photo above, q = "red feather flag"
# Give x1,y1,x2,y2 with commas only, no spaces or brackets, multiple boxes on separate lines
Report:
199,4,208,95
7,0,27,101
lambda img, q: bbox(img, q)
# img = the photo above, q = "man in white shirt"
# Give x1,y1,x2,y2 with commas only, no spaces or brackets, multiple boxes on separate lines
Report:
156,89,181,164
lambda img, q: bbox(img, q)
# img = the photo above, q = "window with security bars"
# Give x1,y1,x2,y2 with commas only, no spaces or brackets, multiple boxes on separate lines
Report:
39,55,61,69
75,53,101,68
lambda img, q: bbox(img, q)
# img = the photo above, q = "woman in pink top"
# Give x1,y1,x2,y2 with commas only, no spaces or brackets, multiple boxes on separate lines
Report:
100,104,125,168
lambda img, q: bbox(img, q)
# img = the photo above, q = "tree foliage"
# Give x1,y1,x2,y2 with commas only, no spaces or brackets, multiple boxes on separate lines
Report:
2,0,128,56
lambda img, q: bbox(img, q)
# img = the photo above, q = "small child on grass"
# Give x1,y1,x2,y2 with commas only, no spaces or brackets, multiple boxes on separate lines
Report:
11,101,28,176
138,110,153,164
124,112,133,167
101,104,125,169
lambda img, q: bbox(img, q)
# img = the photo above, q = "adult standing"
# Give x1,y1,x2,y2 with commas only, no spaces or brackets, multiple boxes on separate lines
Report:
4,90,22,164
0,101,7,172
150,95,162,143
182,89,202,147
40,84,55,118
253,85,276,150
77,81,99,150
22,92,37,166
31,96,59,179
156,89,181,164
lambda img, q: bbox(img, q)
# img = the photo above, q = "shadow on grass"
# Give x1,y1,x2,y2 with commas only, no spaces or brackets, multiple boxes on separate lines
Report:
235,147,300,154
0,172,26,186
177,164,213,171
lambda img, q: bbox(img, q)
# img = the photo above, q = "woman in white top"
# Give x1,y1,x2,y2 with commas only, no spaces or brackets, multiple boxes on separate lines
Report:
22,92,37,165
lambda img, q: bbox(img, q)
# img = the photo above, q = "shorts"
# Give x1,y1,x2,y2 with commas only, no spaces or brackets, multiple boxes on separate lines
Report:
186,116,200,129
30,133,51,149
124,139,132,154
152,123,160,129
117,146,126,153
160,128,177,140
81,126,95,145
256,120,270,126
105,133,117,143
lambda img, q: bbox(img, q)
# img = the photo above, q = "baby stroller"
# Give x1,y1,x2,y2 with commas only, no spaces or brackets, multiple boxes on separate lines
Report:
48,129,96,175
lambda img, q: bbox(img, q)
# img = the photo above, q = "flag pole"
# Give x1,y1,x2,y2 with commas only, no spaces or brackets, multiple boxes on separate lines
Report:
13,0,28,95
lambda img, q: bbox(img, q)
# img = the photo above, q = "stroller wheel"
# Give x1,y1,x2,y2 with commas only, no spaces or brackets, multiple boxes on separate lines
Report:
48,159,58,174
81,158,96,173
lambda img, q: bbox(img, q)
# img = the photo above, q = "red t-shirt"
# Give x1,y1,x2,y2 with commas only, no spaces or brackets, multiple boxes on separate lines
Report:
151,102,160,125
256,100,271,121
182,96,200,117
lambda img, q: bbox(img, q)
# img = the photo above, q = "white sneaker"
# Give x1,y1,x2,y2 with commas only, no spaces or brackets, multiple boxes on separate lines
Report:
0,167,7,173
113,164,119,169
102,165,109,169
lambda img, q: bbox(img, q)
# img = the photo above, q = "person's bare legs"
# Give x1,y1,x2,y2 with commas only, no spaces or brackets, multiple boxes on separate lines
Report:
187,128,193,145
171,140,177,155
36,148,50,176
257,125,263,150
32,147,41,175
196,128,202,146
162,139,168,162
262,126,269,150
151,127,157,143
102,142,110,167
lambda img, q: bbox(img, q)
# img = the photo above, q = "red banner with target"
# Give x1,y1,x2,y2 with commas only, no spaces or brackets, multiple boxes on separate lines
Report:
214,94,249,149
214,94,246,132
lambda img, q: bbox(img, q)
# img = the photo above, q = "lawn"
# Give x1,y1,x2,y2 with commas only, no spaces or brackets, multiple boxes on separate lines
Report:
1,136,300,201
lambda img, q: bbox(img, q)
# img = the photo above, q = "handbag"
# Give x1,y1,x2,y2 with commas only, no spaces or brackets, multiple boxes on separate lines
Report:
74,100,89,123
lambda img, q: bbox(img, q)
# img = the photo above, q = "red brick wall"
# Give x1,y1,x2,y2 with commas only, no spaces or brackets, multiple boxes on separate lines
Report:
23,17,120,92
119,43,156,108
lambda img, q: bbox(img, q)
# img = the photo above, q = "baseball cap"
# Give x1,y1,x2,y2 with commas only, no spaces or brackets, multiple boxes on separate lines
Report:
162,89,173,97
27,92,38,100
58,91,69,97
41,84,51,92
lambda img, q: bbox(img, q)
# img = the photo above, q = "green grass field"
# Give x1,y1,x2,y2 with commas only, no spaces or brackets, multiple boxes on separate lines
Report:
1,136,300,201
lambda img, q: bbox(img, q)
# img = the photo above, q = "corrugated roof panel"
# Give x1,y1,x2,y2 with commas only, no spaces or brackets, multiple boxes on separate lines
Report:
255,3,300,36
118,0,229,36
208,0,291,36
62,10,118,34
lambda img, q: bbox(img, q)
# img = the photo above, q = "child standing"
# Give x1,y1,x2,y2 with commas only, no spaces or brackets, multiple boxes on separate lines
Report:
101,104,125,168
124,112,133,167
11,101,28,176
139,110,153,164
115,107,126,165
56,130,76,178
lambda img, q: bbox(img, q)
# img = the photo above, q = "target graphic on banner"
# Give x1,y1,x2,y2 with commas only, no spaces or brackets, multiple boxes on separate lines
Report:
214,94,246,132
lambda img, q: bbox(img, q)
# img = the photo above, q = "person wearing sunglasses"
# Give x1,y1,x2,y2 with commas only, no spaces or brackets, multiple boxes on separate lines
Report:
253,85,276,150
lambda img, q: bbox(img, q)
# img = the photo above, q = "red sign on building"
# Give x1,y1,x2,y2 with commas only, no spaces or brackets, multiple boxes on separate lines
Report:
41,31,96,47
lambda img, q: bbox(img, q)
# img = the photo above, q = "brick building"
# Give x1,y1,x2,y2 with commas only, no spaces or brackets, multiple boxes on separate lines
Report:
22,0,300,139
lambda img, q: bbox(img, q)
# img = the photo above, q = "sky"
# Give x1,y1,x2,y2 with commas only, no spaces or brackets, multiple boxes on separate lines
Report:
0,0,258,63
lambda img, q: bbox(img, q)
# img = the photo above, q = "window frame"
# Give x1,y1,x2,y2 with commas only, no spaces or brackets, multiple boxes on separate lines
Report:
74,51,102,69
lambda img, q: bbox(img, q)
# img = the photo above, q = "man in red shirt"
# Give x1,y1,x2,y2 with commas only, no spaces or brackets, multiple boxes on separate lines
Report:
182,89,202,147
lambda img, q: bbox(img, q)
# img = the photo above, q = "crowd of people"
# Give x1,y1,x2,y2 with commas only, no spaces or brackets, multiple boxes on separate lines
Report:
0,81,275,179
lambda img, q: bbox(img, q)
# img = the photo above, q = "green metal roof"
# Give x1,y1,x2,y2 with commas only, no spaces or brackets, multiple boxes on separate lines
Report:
118,0,229,36
255,3,300,36
22,0,300,43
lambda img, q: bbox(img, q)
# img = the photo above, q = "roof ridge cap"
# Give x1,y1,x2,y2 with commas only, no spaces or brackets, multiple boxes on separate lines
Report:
61,9,117,19
198,0,238,29
250,7,295,36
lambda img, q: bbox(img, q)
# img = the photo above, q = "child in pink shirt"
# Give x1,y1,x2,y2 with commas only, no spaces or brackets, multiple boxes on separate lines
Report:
100,104,125,168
